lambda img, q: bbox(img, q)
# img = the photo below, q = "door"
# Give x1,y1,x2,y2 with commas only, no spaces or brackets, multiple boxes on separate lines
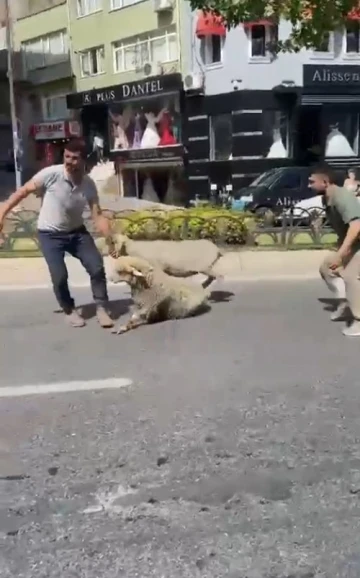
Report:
295,107,323,163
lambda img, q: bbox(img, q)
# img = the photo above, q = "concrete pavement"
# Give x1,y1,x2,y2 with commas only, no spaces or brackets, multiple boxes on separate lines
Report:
0,249,329,288
1,281,360,577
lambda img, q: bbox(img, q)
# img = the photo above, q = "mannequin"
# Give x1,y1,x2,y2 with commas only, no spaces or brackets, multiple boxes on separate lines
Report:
159,110,177,146
164,171,178,204
109,106,132,150
141,172,160,202
325,124,356,157
132,113,142,148
141,109,166,148
266,127,288,158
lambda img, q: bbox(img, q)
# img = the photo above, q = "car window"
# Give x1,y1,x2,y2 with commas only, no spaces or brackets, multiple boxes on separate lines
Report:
276,171,302,189
250,169,282,187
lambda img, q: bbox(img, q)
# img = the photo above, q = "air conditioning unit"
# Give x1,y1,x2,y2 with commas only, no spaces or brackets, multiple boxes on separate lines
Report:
153,0,173,12
143,62,153,76
183,72,204,92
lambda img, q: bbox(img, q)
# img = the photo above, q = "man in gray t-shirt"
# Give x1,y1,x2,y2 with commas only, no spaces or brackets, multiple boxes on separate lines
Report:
0,140,114,328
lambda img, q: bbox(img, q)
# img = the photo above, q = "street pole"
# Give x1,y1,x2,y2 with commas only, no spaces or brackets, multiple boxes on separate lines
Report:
5,0,21,188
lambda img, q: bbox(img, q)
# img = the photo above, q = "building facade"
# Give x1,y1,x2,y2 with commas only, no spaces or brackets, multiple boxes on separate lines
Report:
12,0,79,175
181,8,360,199
65,0,185,202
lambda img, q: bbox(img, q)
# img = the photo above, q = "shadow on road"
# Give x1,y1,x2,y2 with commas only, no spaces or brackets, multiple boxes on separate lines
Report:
318,297,337,312
209,290,235,303
80,298,132,321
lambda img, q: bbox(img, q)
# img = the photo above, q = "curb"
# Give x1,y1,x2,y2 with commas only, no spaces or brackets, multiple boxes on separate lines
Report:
0,250,328,290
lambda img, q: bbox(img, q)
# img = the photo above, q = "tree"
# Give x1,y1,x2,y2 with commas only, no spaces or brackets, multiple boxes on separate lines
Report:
189,0,360,51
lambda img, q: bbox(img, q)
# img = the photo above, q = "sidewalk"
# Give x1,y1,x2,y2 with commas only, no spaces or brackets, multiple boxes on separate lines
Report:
0,250,330,289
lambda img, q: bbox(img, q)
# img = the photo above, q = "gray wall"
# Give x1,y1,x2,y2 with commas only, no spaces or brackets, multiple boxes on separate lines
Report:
180,10,360,94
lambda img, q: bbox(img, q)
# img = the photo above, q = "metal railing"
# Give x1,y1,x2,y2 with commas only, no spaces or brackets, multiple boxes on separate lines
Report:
0,206,336,256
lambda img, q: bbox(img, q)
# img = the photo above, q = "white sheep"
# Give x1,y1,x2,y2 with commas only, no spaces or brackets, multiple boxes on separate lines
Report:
109,255,210,335
97,234,224,289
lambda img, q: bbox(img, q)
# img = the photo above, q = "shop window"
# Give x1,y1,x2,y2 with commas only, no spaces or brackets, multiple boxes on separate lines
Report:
324,112,359,157
248,24,277,59
345,21,360,54
200,35,224,66
110,0,143,8
80,46,105,77
263,110,290,159
113,26,177,73
210,114,232,161
77,0,102,17
42,95,70,121
108,92,181,151
21,30,69,72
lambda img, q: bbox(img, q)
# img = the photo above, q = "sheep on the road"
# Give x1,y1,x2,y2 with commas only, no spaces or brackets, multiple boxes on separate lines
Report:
109,255,210,335
97,234,223,289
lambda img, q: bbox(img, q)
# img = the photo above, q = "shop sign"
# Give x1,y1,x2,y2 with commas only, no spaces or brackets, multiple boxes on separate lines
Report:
111,144,184,162
303,65,360,88
33,122,66,140
66,73,183,108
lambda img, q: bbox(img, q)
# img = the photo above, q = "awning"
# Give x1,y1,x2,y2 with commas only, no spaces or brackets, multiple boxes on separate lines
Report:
348,6,360,19
243,19,273,28
196,11,226,37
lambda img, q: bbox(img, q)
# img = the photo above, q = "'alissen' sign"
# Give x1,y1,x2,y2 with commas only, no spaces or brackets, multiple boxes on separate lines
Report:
303,65,360,88
67,73,183,109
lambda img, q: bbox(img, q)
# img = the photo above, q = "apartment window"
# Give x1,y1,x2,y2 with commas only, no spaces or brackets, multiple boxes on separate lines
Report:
210,114,232,161
200,35,224,66
42,95,70,120
312,31,334,57
113,27,177,73
22,30,69,71
110,0,143,9
345,21,360,54
80,46,105,76
248,24,277,59
77,0,102,17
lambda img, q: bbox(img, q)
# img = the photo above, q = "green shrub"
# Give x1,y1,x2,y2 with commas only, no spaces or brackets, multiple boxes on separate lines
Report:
111,208,255,244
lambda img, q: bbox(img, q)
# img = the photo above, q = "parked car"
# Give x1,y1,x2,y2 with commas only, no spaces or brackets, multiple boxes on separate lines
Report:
233,166,346,218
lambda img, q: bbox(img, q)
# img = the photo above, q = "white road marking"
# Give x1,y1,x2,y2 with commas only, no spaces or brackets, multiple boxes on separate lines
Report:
0,378,132,398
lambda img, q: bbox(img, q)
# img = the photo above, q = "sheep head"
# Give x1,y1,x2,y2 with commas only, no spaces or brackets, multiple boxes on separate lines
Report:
110,256,154,288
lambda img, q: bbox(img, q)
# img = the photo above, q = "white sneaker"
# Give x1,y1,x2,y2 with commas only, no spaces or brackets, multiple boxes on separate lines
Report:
342,321,360,337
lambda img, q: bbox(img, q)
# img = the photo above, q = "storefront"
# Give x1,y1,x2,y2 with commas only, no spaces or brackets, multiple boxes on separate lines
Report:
300,64,360,167
30,120,82,168
184,89,297,201
66,73,186,204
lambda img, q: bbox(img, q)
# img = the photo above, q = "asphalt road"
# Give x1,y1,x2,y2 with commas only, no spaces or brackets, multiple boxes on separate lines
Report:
1,280,360,578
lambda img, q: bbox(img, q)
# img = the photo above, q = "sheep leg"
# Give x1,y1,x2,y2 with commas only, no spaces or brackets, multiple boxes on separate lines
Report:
201,275,216,289
111,312,147,335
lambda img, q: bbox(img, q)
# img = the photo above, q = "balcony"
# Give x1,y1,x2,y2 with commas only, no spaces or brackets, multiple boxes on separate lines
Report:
23,57,72,85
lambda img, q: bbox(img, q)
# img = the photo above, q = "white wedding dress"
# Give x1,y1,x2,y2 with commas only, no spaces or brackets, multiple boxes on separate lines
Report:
325,128,356,157
142,176,160,202
141,113,160,148
266,129,288,158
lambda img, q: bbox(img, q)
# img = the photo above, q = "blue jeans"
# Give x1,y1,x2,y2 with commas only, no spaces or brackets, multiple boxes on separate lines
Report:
38,226,108,314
